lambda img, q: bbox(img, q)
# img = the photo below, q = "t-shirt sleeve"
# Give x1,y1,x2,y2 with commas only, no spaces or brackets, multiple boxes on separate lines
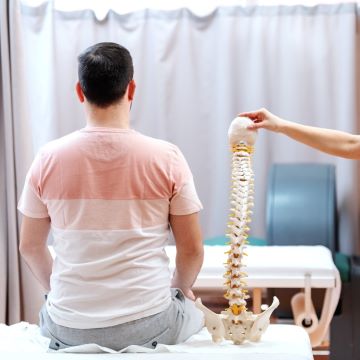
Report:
18,151,49,218
169,146,203,215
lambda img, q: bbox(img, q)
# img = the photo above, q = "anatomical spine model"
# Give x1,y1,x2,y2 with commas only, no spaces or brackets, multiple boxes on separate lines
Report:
195,117,279,344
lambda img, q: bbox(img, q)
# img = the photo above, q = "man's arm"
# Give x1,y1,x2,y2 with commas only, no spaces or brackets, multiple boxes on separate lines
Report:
239,108,360,159
19,216,52,292
170,212,204,300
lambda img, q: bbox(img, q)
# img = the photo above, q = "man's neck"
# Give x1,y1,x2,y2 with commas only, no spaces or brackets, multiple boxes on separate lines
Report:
85,102,130,129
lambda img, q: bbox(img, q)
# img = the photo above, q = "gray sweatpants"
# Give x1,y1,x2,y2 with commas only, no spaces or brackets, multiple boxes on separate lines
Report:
39,289,204,351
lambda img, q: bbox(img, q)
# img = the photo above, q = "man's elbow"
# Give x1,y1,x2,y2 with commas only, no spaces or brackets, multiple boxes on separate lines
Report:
178,244,204,259
19,241,40,258
195,245,204,258
19,242,31,258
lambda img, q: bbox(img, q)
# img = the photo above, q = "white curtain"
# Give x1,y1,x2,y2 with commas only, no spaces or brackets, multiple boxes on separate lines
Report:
1,0,23,324
5,0,360,322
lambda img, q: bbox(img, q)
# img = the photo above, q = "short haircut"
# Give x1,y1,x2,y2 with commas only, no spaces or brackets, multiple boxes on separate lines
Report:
78,42,134,108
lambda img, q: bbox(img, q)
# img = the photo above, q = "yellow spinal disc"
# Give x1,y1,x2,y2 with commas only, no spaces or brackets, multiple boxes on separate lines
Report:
231,304,241,315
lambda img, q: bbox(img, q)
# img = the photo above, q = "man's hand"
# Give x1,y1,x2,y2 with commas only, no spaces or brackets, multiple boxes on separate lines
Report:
180,288,196,301
238,108,284,132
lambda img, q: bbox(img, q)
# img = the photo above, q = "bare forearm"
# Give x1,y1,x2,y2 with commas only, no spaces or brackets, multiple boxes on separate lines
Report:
19,216,52,291
279,120,360,159
171,249,204,290
20,246,52,291
170,212,204,299
241,108,360,159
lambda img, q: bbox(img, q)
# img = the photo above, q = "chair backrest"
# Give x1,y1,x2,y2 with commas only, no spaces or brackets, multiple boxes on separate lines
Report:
266,163,337,253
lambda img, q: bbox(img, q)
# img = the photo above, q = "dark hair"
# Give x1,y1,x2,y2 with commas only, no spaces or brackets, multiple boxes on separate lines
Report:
78,42,134,108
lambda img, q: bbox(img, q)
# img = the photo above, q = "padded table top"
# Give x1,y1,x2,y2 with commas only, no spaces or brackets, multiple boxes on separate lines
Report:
166,245,337,289
0,323,313,360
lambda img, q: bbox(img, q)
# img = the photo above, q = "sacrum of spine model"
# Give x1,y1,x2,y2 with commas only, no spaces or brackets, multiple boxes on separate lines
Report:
195,116,279,345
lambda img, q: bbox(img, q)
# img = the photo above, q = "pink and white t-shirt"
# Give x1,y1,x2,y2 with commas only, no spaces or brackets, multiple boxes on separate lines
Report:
18,127,202,329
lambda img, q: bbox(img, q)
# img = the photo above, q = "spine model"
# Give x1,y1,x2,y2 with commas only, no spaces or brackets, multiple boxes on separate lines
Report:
195,116,279,345
224,143,254,318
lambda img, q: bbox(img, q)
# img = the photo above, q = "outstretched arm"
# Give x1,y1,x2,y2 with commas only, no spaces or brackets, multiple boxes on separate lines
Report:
19,216,52,291
239,108,360,159
170,212,204,300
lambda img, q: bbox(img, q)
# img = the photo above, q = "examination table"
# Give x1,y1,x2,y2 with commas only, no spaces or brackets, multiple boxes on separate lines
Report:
5,163,345,359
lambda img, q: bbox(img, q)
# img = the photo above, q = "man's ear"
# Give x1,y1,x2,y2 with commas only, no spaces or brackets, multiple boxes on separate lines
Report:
76,82,85,103
128,80,136,101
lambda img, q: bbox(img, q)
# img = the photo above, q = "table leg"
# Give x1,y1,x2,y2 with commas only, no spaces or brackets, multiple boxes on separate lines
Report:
253,288,262,314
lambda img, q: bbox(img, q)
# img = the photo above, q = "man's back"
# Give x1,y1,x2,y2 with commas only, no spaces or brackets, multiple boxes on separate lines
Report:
18,42,204,350
19,127,202,329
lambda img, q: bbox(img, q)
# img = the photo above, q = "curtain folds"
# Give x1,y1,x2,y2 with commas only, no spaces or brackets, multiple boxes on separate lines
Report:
0,0,21,324
1,0,360,323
